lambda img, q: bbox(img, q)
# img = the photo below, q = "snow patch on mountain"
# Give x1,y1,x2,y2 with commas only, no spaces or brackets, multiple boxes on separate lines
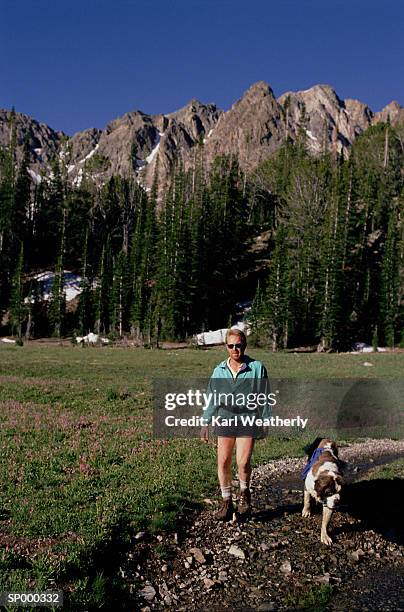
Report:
29,271,83,302
204,128,214,143
305,129,318,142
136,132,164,174
27,169,42,184
80,143,99,164
145,132,163,164
73,168,83,187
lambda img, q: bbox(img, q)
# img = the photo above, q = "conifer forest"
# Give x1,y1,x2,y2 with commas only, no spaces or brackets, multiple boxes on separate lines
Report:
0,117,403,351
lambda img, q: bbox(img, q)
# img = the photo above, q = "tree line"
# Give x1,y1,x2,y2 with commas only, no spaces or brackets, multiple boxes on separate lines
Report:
0,114,403,349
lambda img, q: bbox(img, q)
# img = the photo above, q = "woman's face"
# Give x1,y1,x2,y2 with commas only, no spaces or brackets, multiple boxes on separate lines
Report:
226,335,246,362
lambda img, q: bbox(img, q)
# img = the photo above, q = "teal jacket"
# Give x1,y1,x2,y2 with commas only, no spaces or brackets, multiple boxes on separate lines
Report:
202,355,272,423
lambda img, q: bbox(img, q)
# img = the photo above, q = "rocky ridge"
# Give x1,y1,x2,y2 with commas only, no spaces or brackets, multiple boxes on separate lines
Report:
1,83,403,192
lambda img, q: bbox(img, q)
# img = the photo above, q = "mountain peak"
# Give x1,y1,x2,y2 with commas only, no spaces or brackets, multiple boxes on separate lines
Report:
374,100,404,126
1,82,403,197
243,80,274,98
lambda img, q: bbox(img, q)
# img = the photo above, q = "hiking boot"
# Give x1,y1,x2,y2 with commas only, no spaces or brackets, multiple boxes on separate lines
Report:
238,489,251,516
216,498,234,521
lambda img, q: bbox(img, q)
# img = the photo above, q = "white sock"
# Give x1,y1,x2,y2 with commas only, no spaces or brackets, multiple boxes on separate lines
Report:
220,485,232,500
239,479,249,491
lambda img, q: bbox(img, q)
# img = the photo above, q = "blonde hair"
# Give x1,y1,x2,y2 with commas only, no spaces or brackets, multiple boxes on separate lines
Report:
226,328,247,345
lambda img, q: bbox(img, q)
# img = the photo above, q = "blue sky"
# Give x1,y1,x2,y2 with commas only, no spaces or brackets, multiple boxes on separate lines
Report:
1,0,403,135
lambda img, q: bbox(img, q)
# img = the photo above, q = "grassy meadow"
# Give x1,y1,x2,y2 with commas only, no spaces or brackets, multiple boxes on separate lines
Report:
0,344,403,606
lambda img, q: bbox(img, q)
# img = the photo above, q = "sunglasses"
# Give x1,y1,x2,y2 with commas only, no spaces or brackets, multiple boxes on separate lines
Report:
227,343,243,349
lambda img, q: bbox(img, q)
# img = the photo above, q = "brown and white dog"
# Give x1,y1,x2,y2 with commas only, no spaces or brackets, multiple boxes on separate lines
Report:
301,438,344,545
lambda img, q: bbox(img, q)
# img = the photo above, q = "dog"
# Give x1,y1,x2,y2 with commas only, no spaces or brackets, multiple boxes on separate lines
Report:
301,437,344,545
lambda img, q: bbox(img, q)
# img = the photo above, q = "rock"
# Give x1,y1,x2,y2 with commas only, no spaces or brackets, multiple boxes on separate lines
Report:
350,549,365,562
228,545,246,559
138,584,156,602
218,570,228,582
189,547,206,564
164,595,172,606
313,573,331,584
135,531,146,541
161,564,167,572
158,581,168,596
280,560,292,574
203,577,215,589
257,603,276,611
374,101,404,126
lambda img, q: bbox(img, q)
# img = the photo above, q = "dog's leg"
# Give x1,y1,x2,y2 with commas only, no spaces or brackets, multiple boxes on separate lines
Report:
320,506,333,545
302,489,311,518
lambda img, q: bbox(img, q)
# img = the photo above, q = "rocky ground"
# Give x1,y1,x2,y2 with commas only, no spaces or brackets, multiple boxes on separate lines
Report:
125,439,404,611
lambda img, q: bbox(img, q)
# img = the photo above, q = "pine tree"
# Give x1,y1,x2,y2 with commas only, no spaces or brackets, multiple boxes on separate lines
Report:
249,280,265,346
94,241,113,335
13,138,31,247
110,249,129,337
48,210,66,338
379,202,400,346
10,242,25,338
129,174,157,342
0,112,17,315
284,155,330,344
262,225,290,351
78,228,93,335
317,162,345,349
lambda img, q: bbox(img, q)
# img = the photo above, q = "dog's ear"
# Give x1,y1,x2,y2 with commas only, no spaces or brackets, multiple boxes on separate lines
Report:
335,475,344,488
314,473,336,499
304,437,323,459
331,441,339,457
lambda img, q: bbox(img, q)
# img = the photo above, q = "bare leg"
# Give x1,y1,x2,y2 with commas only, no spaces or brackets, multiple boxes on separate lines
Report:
302,489,311,517
321,506,333,545
235,437,255,484
217,437,236,489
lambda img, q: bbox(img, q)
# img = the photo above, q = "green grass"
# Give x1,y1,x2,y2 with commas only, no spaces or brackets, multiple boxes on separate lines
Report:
0,345,403,606
362,458,404,480
282,584,334,611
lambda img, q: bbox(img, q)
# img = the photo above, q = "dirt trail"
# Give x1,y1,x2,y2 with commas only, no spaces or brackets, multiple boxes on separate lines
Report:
129,439,404,611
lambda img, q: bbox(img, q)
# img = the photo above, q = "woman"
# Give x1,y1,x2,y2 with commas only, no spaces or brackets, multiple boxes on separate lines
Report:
200,328,271,521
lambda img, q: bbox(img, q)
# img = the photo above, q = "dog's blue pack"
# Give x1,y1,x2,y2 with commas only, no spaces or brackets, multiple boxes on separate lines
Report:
301,447,324,480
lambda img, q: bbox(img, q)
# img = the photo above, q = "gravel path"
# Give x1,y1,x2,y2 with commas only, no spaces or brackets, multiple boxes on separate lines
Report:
127,439,404,611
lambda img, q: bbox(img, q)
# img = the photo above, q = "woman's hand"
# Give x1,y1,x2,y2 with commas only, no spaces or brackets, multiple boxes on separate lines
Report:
200,425,209,443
